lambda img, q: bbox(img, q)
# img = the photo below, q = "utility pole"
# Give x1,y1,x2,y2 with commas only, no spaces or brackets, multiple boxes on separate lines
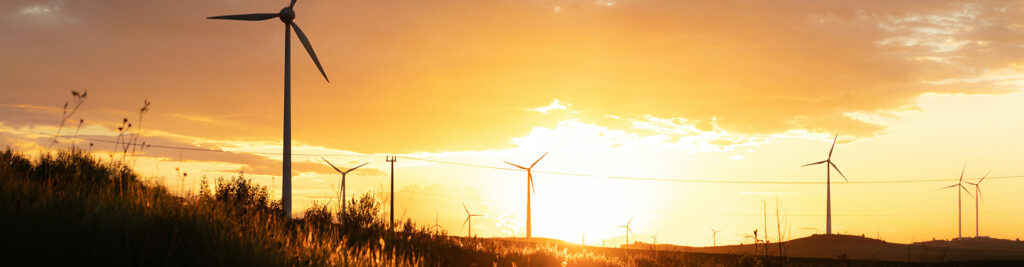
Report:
386,155,397,230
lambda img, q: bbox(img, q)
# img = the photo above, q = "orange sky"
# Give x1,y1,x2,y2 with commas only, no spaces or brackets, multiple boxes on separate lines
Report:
2,0,1024,246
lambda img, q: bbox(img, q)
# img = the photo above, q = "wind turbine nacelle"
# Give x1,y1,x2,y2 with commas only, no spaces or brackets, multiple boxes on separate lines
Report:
279,7,295,23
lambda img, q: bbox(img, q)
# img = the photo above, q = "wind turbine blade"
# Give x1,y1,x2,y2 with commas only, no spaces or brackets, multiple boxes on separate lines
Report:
462,217,469,228
530,152,549,169
627,215,634,226
530,178,536,195
979,171,989,184
207,13,279,21
829,161,848,181
346,161,370,173
828,132,838,159
290,0,298,8
801,160,827,167
505,161,528,170
321,157,344,173
939,184,958,190
977,187,983,203
290,23,329,82
960,164,966,182
960,185,975,199
462,202,469,215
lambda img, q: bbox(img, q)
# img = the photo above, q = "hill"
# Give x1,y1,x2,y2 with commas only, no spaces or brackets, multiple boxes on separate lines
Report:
636,234,1024,263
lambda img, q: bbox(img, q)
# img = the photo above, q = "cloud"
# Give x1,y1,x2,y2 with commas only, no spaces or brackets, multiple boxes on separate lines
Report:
530,99,571,114
0,0,1021,154
19,4,57,16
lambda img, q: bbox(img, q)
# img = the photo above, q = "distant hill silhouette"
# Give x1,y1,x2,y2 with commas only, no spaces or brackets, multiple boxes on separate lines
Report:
626,234,1024,263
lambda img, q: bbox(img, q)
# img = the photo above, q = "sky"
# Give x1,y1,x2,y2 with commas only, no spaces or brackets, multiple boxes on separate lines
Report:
2,0,1024,247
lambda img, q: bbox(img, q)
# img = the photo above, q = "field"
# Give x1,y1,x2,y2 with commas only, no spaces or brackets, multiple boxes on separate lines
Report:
2,148,1022,266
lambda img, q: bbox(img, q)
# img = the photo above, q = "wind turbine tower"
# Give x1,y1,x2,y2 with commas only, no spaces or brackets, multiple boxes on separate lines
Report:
386,155,397,229
710,228,721,246
966,171,989,237
505,152,548,238
801,133,848,235
941,165,975,239
618,216,635,245
322,158,368,216
208,0,330,216
462,202,483,237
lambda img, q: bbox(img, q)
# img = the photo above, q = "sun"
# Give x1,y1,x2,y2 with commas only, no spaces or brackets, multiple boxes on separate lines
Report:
531,173,633,244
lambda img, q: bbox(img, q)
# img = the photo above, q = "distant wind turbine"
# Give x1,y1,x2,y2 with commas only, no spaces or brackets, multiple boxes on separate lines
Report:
965,171,989,237
505,152,548,238
650,232,659,245
430,213,444,234
462,202,482,237
941,165,975,239
208,0,330,216
618,215,634,245
322,158,368,217
710,227,721,246
801,133,848,235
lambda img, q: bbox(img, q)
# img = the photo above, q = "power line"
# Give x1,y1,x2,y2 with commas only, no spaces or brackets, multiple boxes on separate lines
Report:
51,136,1024,219
51,135,1024,185
333,188,1024,218
396,156,1024,185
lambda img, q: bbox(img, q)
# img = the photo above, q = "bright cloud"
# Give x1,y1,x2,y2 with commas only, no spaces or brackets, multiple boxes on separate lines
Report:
530,99,571,114
19,5,56,16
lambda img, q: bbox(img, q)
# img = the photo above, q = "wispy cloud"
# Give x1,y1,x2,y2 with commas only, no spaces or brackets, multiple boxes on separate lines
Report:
19,4,58,16
530,99,571,114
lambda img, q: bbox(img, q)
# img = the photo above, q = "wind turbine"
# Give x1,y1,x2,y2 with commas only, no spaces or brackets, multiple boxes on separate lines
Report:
618,215,634,245
965,171,989,238
801,133,848,235
462,202,482,237
504,152,548,238
322,158,368,217
941,165,975,239
430,213,445,234
650,232,659,245
208,0,330,216
710,227,721,246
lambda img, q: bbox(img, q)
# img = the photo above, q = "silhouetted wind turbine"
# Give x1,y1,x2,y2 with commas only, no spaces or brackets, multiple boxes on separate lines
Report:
505,152,548,238
322,158,368,217
208,0,330,216
618,215,634,245
710,227,721,246
801,133,848,235
430,213,444,234
462,202,482,237
965,171,989,237
941,165,975,239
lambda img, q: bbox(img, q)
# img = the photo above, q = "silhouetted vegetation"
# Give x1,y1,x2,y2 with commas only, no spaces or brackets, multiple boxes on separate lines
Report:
4,148,1017,266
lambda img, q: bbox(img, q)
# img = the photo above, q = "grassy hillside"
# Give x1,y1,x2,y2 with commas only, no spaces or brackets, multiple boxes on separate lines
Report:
5,148,1016,266
0,148,624,266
